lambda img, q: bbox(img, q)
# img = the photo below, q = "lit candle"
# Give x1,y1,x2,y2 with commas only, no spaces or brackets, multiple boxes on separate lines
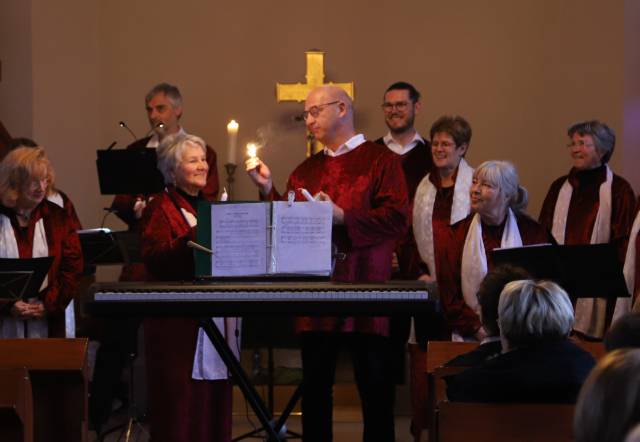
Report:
227,120,239,164
246,142,258,159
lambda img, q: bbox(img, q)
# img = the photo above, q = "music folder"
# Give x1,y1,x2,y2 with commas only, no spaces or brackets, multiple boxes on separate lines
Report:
96,148,165,195
491,243,629,299
78,228,142,266
0,257,54,301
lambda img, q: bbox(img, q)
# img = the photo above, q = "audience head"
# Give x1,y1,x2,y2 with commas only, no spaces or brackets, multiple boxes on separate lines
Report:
605,312,640,351
575,349,640,442
304,86,354,149
381,81,421,135
430,115,472,175
470,161,528,223
567,120,614,170
157,133,208,196
0,147,54,210
9,137,38,150
477,265,531,337
498,279,573,350
145,82,183,137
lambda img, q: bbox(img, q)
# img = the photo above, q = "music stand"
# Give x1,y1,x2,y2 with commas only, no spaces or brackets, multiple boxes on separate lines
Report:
0,257,53,301
96,148,164,195
491,243,629,299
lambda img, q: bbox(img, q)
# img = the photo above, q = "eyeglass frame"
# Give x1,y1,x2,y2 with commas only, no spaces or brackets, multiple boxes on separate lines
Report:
381,100,412,112
301,101,341,120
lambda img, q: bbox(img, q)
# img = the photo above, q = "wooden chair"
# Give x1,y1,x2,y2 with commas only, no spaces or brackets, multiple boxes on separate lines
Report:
425,341,479,436
0,339,89,442
0,367,34,442
436,401,575,442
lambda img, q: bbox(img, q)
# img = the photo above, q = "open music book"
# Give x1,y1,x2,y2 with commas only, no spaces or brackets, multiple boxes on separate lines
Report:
196,201,333,277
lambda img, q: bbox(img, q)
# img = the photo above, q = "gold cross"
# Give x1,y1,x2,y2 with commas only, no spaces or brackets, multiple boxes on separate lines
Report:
276,51,354,156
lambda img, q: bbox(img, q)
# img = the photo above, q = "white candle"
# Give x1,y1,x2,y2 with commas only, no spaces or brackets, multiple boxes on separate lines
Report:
246,142,258,159
227,120,239,164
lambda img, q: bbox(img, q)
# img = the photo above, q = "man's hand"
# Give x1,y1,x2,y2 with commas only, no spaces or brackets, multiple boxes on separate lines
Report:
315,191,344,224
417,273,436,283
474,326,488,342
245,157,273,196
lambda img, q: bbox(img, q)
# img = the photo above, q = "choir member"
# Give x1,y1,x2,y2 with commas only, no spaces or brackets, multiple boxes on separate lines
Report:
246,85,409,442
447,280,595,403
575,349,640,442
613,199,640,321
0,147,83,338
408,115,474,441
140,134,234,442
437,160,552,340
539,120,636,339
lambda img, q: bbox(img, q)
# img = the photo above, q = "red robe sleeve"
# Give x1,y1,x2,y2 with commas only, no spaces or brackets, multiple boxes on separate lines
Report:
201,144,220,201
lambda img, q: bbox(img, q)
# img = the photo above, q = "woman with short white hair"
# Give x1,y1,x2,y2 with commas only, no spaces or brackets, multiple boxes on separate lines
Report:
141,133,235,442
447,280,595,403
436,161,553,340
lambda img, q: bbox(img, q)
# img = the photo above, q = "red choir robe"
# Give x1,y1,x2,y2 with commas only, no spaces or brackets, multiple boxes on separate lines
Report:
140,186,231,442
539,166,636,329
0,200,83,337
50,189,83,231
266,140,409,335
112,136,219,281
436,212,552,337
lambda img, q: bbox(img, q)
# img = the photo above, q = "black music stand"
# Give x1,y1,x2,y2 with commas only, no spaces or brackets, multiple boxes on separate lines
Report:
96,148,164,195
491,243,629,299
0,257,53,301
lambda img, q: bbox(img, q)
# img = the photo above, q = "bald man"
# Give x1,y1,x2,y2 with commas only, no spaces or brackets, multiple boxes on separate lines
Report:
247,86,409,441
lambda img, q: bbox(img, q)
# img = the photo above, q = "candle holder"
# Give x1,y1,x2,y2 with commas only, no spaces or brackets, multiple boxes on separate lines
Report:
224,163,237,201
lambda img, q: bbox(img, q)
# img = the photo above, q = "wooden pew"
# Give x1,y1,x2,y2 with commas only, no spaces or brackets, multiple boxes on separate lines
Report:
437,401,575,442
0,367,34,442
0,339,89,442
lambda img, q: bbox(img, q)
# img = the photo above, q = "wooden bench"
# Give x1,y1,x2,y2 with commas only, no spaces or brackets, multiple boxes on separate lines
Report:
437,401,575,442
0,367,34,442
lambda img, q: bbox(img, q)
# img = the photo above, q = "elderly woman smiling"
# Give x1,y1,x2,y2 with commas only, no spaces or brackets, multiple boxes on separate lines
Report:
0,147,82,338
435,161,553,341
140,134,235,442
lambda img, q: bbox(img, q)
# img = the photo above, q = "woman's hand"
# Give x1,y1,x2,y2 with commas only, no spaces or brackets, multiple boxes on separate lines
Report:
10,300,45,319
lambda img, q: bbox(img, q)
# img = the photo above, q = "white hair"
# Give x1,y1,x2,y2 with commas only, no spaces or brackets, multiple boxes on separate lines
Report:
156,133,206,185
474,160,528,213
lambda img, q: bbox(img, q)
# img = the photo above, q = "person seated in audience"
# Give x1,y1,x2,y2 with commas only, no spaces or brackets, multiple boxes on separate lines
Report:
574,348,640,442
0,147,83,338
605,312,640,351
435,160,553,340
445,265,530,367
447,279,595,403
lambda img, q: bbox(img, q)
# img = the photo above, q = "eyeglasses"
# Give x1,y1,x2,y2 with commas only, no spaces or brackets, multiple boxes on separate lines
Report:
567,140,595,149
432,141,456,149
382,101,410,112
301,101,340,120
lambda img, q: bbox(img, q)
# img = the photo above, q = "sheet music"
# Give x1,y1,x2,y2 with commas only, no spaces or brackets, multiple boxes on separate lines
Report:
210,203,268,276
271,201,332,275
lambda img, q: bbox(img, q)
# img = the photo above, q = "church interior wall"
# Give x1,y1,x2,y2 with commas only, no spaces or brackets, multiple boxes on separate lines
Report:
0,0,636,237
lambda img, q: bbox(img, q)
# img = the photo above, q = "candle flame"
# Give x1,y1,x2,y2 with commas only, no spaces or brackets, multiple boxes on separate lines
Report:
247,142,258,158
227,120,239,131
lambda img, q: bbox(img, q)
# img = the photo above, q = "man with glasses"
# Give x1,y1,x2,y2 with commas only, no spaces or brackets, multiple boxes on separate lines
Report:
246,85,409,442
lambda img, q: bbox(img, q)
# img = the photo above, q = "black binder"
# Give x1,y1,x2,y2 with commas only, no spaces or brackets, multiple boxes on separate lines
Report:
0,257,54,301
96,148,164,195
491,243,629,299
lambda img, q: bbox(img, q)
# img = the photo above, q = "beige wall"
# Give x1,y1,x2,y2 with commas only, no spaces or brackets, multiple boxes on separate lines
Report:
0,0,637,233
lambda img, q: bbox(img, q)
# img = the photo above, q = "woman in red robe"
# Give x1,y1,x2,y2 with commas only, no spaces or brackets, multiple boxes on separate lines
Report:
409,115,474,441
141,134,232,442
437,160,552,340
0,147,83,338
539,120,635,338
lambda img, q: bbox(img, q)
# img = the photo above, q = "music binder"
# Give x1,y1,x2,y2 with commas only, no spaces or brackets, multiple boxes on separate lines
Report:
195,201,333,278
96,148,165,195
0,257,54,301
491,243,629,299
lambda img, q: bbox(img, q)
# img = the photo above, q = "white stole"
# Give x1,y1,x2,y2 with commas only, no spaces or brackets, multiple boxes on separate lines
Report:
179,206,241,380
460,209,523,314
413,158,473,276
0,214,49,338
613,210,640,322
552,166,612,338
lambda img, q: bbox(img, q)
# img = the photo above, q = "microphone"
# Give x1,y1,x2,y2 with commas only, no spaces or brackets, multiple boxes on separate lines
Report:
187,240,214,255
143,122,166,138
119,121,138,141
